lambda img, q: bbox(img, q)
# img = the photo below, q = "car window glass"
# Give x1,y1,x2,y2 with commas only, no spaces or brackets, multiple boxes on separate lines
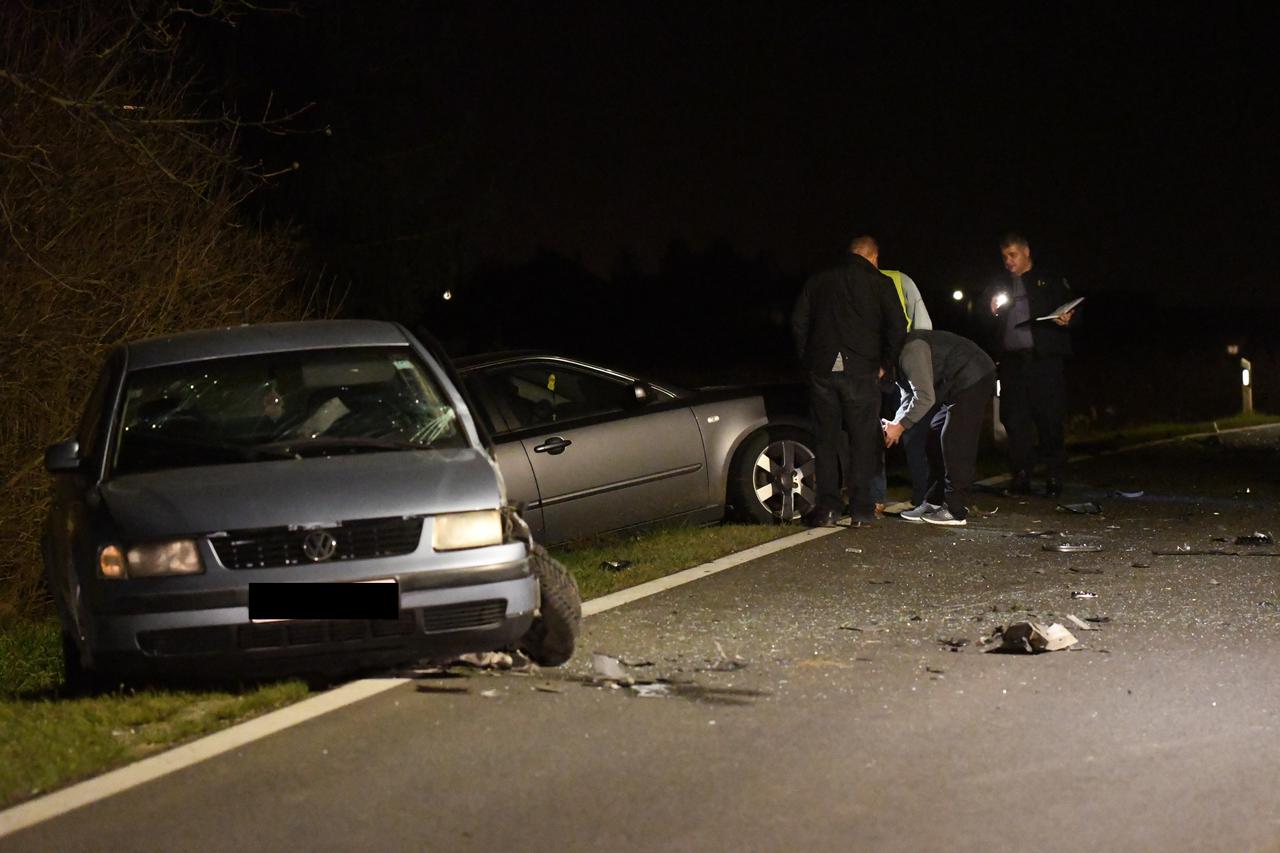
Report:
484,364,630,431
110,347,466,476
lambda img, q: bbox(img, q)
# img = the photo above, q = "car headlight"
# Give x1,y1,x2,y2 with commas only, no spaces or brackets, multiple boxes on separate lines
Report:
99,545,127,579
432,510,503,551
125,540,203,577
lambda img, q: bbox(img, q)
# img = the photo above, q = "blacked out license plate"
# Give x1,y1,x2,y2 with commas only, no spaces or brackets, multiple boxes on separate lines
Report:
249,580,399,621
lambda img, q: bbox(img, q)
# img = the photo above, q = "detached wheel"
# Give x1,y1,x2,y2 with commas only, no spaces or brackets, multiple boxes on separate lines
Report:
519,543,581,667
730,427,817,524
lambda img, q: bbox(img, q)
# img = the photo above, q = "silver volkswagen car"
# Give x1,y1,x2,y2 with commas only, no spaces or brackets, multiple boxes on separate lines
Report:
43,321,578,688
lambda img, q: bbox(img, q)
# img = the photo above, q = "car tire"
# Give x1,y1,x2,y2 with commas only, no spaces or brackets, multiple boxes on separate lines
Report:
60,628,111,695
518,543,581,667
729,427,818,524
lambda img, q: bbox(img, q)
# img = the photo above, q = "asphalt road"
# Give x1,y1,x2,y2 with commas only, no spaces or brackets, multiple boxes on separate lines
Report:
8,426,1280,852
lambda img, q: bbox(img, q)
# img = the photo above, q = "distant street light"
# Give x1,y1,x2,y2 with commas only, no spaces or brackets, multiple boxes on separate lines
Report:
952,290,964,302
1227,344,1240,356
442,290,453,301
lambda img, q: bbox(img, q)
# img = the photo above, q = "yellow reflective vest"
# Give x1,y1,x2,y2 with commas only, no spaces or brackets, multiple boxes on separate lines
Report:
881,269,912,330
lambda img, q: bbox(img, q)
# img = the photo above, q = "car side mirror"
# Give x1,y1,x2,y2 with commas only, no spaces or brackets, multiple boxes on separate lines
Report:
627,381,652,408
45,439,82,473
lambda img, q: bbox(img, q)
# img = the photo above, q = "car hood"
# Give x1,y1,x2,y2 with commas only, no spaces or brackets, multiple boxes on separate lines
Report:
101,449,503,538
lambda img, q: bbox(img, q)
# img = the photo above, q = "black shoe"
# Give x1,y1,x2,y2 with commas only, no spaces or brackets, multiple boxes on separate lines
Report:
1045,477,1063,498
1003,473,1032,496
804,509,839,528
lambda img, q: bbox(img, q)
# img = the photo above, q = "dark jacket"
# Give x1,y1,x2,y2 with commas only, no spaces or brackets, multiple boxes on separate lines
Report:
977,268,1077,359
895,330,996,427
791,254,907,376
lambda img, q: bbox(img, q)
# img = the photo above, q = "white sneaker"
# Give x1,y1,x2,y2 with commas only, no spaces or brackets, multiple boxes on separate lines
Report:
921,506,967,526
899,502,941,523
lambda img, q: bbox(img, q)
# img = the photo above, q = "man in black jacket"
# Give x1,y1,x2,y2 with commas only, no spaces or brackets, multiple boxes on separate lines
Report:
883,330,997,526
792,235,907,526
976,233,1079,498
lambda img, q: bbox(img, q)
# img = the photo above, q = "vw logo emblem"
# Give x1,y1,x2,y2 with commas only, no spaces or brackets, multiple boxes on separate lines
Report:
302,530,338,562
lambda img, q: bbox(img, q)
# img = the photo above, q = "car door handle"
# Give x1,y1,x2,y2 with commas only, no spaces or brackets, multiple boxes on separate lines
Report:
533,437,572,455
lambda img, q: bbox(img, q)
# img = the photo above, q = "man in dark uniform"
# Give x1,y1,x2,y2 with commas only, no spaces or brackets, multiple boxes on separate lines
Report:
792,234,907,526
976,233,1079,498
883,330,996,526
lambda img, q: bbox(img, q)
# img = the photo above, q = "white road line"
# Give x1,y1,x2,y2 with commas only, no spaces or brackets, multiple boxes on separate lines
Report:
0,522,845,837
0,678,407,838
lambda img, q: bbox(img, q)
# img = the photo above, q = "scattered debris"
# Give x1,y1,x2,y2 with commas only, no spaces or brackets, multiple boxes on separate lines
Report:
838,624,863,632
1043,543,1104,553
480,689,500,698
1209,579,1220,586
618,657,654,668
455,651,529,670
1159,544,1280,557
924,665,946,675
630,683,671,698
1071,590,1099,599
1235,531,1274,546
845,547,864,554
938,637,969,652
1131,562,1151,568
600,559,634,571
1084,616,1111,624
1065,614,1099,631
703,640,749,672
1058,501,1103,514
1068,567,1104,574
1017,530,1062,538
592,652,634,685
1110,489,1145,498
868,579,895,585
533,684,564,694
995,621,1079,653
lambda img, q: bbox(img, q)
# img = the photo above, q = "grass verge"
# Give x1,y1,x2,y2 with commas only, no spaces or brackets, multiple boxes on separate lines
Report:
1064,411,1280,450
552,521,800,601
0,618,310,809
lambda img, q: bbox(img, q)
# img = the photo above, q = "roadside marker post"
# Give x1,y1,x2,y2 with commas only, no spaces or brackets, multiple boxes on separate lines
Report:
1241,357,1253,415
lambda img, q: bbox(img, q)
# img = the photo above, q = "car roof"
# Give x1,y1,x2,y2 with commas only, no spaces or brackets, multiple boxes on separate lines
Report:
124,320,414,370
453,351,689,397
452,350,546,372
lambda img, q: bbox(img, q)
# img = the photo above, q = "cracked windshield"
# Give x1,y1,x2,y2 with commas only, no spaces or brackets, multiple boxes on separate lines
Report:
112,347,463,475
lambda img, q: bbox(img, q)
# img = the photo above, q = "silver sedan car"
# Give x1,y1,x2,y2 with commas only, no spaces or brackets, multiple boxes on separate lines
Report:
42,322,580,688
456,353,818,544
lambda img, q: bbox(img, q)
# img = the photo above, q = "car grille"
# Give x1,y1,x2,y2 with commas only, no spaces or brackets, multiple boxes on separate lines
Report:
136,600,509,656
209,517,424,569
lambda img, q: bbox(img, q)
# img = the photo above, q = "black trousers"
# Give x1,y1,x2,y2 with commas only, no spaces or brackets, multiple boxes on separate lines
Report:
869,386,933,506
809,370,880,519
924,372,996,520
997,355,1067,480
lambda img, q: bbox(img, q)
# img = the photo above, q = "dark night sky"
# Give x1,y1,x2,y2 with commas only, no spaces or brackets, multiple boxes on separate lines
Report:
228,2,1278,312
